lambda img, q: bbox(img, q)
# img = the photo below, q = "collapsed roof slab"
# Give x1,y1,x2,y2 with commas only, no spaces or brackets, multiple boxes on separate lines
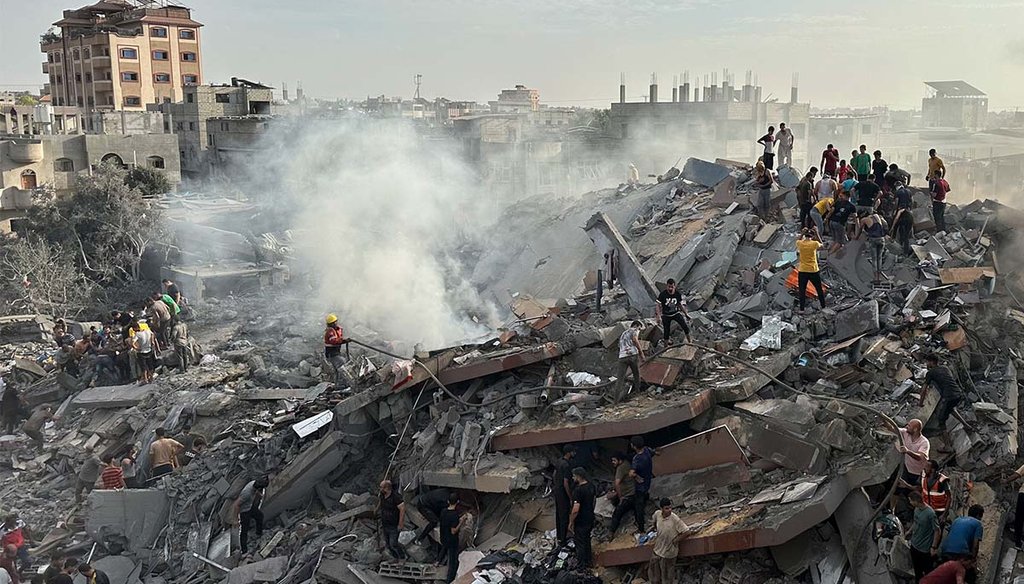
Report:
652,425,748,476
420,455,531,493
681,158,732,188
262,431,348,519
71,383,157,410
86,489,170,552
490,388,714,451
436,342,569,386
693,345,802,404
584,211,658,312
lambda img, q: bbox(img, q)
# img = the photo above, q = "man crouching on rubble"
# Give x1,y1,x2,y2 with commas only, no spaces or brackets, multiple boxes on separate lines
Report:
324,314,354,388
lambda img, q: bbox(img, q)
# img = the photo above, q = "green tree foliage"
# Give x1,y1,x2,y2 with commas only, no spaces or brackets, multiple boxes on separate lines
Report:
125,165,172,196
16,95,39,107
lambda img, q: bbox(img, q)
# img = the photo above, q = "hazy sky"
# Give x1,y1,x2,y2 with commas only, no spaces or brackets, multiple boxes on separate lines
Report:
3,0,1023,109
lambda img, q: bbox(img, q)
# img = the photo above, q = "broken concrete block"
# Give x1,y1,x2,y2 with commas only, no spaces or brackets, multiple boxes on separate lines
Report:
71,384,156,410
262,431,349,519
834,300,879,341
681,157,731,188
459,422,482,462
776,166,801,189
543,317,570,342
226,556,288,584
86,489,170,551
421,454,531,493
735,398,817,431
710,175,737,208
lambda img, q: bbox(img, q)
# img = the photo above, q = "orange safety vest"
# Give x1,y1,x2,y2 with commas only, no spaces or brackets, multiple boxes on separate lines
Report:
921,473,950,512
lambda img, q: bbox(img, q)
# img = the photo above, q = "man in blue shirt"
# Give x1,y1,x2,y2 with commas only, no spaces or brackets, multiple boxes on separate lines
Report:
629,435,655,532
941,504,984,561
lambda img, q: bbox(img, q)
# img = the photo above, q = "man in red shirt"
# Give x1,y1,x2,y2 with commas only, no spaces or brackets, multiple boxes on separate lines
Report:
100,455,125,489
820,144,839,177
921,557,973,584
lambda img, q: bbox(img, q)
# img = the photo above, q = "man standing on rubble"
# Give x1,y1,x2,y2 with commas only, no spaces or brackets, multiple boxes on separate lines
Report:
796,228,827,312
130,321,157,385
930,169,951,233
74,446,103,504
149,427,184,479
608,452,640,537
569,467,596,569
855,211,889,283
922,354,965,430
0,380,21,436
629,436,655,533
553,445,575,546
908,490,941,580
820,144,839,178
756,126,776,170
146,297,171,349
827,192,857,254
170,320,191,373
853,145,872,182
927,149,946,181
378,479,408,560
614,321,645,403
776,123,794,167
796,167,818,230
647,498,692,584
657,279,690,346
233,476,269,555
324,315,353,388
897,419,930,488
439,492,468,583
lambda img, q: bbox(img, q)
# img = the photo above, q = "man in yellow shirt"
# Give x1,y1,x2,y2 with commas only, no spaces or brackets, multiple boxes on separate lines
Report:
796,228,827,312
927,149,945,181
810,197,833,237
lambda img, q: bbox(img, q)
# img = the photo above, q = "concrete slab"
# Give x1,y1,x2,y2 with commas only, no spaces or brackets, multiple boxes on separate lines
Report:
91,555,141,584
420,454,530,493
437,343,569,386
72,384,156,410
584,212,658,311
226,556,289,584
652,426,748,476
753,224,782,247
262,431,349,519
237,383,329,401
710,176,738,208
833,490,897,584
681,158,731,188
834,300,880,341
682,213,746,307
710,345,800,403
827,240,874,296
86,489,170,551
735,398,818,431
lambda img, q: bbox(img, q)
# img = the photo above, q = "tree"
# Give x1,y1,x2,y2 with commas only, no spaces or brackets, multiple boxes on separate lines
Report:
16,95,38,107
125,166,172,196
0,236,94,317
39,29,61,44
22,161,164,284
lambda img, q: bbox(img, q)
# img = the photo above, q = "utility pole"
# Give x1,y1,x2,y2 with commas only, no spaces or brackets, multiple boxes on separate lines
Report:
413,74,422,100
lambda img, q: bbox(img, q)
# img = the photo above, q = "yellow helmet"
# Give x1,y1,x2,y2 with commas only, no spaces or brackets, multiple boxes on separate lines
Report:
325,314,338,325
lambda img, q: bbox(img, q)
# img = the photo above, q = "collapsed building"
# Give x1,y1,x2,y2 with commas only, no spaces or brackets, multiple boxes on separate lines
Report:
1,155,1023,584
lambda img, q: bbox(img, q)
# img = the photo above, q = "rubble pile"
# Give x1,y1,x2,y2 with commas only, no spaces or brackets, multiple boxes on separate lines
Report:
2,157,1024,584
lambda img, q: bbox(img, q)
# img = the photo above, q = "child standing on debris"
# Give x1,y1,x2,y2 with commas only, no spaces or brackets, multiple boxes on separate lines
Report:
613,321,645,403
795,229,827,312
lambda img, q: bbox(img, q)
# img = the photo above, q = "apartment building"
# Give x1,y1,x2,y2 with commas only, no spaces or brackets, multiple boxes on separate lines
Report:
41,0,203,111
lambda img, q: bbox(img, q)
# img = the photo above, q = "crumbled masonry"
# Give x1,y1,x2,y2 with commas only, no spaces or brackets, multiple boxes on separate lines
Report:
3,157,1024,584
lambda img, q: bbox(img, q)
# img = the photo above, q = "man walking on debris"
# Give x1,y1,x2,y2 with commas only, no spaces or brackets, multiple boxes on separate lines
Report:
891,193,916,257
74,446,102,503
854,175,881,217
756,126,776,170
930,169,951,232
855,211,888,282
647,498,692,584
411,488,450,547
908,490,940,580
569,467,596,569
149,427,184,479
324,314,353,388
753,161,774,219
439,492,467,583
233,475,268,555
614,321,645,402
897,419,930,488
130,321,157,385
871,150,888,185
22,406,51,450
796,228,827,312
922,354,965,430
170,320,191,373
796,167,818,229
776,122,794,167
553,445,575,546
378,479,408,560
608,451,641,536
657,279,690,345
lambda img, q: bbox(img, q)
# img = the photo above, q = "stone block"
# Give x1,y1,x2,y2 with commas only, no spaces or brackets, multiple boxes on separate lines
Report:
681,157,732,187
834,300,879,341
86,489,170,551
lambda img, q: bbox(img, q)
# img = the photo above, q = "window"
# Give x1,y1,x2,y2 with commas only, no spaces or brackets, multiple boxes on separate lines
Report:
186,92,195,103
183,74,198,85
102,153,124,166
87,96,94,106
48,53,53,63
75,73,82,82
103,71,112,80
176,122,183,130
55,75,63,84
119,47,138,59
150,27,167,38
154,73,171,83
101,47,109,56
73,49,80,60
181,52,197,62
152,50,169,60
208,134,214,146
215,94,230,104
84,72,92,82
54,53,62,62
188,122,195,130
76,96,83,107
146,156,165,169
121,71,139,82
179,29,195,39
54,158,74,172
83,48,90,59
220,121,229,131
124,96,141,106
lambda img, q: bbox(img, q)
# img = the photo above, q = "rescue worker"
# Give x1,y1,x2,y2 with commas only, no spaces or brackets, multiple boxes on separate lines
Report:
323,314,353,388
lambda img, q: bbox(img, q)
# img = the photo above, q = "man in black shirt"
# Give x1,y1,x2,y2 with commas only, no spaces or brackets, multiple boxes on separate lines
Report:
412,487,450,552
378,480,408,560
552,445,575,546
569,467,597,569
439,492,467,584
871,150,888,185
42,552,64,584
77,564,110,584
922,354,965,429
656,279,690,345
796,167,818,230
827,193,858,254
854,176,881,216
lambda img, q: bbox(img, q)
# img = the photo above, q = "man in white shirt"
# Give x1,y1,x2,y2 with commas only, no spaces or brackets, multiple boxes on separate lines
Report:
776,123,795,167
613,321,645,402
130,321,157,384
648,498,692,584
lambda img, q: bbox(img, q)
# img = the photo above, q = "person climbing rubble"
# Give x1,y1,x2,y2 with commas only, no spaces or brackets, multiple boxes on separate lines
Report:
647,498,692,584
613,321,645,403
233,475,269,555
324,314,354,389
922,354,966,431
897,419,930,489
608,451,641,537
74,447,103,504
656,279,690,345
21,405,52,451
149,427,184,479
922,460,951,523
0,380,21,436
377,479,408,560
411,487,450,548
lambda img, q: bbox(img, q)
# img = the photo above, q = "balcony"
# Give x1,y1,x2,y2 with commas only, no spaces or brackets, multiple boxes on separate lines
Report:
91,54,111,66
92,79,113,91
7,141,44,164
